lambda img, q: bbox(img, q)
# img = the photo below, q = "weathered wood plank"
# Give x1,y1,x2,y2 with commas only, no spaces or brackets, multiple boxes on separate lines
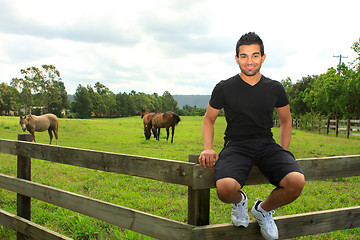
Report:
299,155,360,181
1,140,360,190
192,206,360,240
0,173,193,240
0,209,72,240
190,155,360,189
0,139,194,187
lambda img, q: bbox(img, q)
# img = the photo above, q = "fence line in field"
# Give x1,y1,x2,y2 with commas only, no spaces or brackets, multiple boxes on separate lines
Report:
0,134,359,239
273,118,360,138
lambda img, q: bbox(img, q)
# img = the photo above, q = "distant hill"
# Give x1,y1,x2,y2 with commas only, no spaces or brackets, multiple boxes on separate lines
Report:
68,94,210,109
68,94,74,102
173,95,210,109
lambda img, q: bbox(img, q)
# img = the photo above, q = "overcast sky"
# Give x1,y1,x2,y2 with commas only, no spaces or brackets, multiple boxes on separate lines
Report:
0,0,359,95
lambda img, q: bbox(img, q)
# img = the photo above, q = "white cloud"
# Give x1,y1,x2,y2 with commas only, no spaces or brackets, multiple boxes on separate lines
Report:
0,0,359,95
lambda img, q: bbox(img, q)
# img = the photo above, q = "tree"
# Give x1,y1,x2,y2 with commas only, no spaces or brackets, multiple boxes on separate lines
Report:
87,86,104,117
11,65,68,116
285,75,316,117
305,68,345,118
136,92,155,113
0,83,19,115
159,91,178,112
71,85,92,118
115,92,131,116
10,77,33,114
102,91,116,116
351,37,360,70
338,64,360,118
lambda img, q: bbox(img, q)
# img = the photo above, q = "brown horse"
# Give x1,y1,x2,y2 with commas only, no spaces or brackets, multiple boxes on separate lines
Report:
19,113,59,145
146,111,180,143
141,109,156,140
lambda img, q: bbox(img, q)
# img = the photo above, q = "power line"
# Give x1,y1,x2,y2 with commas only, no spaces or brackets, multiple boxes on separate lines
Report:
333,54,348,65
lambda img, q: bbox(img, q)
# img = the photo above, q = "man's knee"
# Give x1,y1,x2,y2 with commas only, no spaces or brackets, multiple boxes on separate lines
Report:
216,178,241,203
280,172,305,198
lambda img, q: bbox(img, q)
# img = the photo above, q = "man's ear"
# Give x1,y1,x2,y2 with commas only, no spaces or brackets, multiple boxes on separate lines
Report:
235,55,240,65
261,54,266,63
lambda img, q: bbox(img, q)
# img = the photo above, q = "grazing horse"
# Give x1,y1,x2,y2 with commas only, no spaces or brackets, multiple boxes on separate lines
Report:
141,109,156,140
19,113,59,145
146,111,180,143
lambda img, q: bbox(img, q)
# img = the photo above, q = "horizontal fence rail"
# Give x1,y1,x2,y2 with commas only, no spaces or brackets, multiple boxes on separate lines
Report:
1,135,360,239
2,139,360,190
0,209,71,240
0,138,195,187
277,118,360,138
0,173,193,240
192,206,360,240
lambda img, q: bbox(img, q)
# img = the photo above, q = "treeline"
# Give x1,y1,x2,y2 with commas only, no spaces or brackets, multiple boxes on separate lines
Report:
71,83,179,118
0,65,204,118
282,38,360,120
283,64,360,119
71,84,208,118
1,38,359,119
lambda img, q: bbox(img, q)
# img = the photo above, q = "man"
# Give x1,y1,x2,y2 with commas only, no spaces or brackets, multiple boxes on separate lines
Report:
198,32,305,240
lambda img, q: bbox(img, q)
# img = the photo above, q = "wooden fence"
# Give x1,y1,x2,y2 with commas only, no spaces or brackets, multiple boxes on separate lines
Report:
0,134,360,239
273,118,360,138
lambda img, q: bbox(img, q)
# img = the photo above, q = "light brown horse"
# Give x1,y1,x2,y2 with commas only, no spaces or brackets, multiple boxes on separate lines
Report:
146,111,180,143
19,113,59,145
141,109,157,140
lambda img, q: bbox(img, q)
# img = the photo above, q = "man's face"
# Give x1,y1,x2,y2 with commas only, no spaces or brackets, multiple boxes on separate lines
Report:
235,44,266,77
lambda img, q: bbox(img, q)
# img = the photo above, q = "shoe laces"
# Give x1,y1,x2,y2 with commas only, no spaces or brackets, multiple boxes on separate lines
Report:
263,210,276,225
232,200,246,214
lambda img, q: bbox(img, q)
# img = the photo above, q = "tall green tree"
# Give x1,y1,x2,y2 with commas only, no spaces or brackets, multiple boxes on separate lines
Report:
305,68,344,118
115,92,131,116
285,75,317,117
10,77,33,114
71,85,92,118
0,83,19,115
11,65,68,116
158,91,178,112
94,82,117,117
87,86,104,117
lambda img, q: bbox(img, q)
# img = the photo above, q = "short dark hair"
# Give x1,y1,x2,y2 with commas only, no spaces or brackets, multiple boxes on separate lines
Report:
236,32,264,57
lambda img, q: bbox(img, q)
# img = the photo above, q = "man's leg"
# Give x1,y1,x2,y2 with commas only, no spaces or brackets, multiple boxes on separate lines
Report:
250,172,304,240
260,172,305,211
216,177,243,203
216,178,250,227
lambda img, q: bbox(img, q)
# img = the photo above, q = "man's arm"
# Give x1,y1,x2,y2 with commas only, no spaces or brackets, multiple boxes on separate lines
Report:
276,104,292,150
199,104,221,169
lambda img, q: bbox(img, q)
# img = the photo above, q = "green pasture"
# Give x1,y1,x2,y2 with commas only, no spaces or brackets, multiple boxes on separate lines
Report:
0,116,359,239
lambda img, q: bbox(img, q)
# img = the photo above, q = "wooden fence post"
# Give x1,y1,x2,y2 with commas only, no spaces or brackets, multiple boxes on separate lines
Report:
187,155,210,226
335,119,339,137
326,119,330,135
347,119,350,139
17,134,32,240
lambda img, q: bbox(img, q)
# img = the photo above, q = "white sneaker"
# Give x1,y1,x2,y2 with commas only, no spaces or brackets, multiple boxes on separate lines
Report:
251,199,279,240
231,191,249,227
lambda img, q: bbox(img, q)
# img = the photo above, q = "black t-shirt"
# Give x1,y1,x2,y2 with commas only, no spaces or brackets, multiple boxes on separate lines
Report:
209,74,289,142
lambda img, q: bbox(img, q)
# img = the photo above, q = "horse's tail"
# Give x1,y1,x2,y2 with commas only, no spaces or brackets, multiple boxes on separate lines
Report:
172,112,181,125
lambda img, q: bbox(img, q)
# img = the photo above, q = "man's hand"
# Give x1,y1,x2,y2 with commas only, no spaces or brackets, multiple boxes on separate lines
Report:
198,149,219,170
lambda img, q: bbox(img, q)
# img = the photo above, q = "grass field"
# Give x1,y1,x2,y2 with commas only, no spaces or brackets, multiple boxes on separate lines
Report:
0,115,359,239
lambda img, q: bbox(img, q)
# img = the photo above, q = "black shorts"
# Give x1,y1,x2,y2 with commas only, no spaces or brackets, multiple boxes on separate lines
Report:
214,137,303,187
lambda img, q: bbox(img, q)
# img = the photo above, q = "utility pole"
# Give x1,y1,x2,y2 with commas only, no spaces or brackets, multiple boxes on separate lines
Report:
333,54,348,65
